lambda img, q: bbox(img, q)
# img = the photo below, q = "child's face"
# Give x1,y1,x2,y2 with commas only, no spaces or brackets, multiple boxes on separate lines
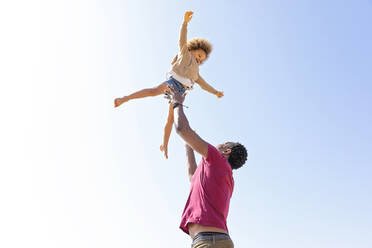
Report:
190,49,207,65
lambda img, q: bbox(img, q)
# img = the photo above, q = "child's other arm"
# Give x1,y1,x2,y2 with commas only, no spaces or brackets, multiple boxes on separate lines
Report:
195,75,224,98
179,11,193,51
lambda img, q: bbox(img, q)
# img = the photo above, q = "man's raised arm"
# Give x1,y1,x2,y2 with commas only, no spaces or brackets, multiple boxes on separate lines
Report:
185,144,197,182
171,88,208,158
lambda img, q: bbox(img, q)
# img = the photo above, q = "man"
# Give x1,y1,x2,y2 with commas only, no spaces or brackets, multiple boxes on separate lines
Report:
169,87,248,248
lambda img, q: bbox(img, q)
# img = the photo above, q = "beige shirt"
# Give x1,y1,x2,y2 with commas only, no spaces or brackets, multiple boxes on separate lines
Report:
168,23,209,89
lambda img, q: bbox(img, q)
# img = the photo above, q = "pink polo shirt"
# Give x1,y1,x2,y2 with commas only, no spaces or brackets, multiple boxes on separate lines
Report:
180,144,234,234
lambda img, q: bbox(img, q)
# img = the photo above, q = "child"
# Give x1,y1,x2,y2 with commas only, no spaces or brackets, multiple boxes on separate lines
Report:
114,11,223,159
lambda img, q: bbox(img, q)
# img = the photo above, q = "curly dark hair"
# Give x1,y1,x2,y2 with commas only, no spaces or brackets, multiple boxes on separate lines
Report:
228,143,248,170
187,38,212,59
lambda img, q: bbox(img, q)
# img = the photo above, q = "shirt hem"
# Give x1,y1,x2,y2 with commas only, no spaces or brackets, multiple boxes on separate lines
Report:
180,219,228,235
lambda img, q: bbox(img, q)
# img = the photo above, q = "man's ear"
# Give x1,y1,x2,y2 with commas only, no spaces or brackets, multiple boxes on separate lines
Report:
222,148,232,156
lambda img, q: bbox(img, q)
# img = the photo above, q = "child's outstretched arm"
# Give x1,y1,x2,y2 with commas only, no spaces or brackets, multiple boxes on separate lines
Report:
179,11,193,51
195,75,224,98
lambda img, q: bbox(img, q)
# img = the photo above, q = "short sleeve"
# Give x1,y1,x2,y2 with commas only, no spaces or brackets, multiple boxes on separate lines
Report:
204,143,233,178
206,144,225,165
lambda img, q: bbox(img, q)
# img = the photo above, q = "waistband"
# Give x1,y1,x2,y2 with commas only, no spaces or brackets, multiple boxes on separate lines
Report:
192,232,231,245
166,70,194,89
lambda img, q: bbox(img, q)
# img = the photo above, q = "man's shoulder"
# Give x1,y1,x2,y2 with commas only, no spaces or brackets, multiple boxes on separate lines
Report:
206,144,228,165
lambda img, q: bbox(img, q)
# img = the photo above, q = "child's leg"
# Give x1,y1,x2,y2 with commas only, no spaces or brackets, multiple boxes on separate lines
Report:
114,82,169,107
160,103,174,159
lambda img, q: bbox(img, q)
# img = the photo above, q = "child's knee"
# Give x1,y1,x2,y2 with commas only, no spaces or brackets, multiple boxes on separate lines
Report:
157,82,169,94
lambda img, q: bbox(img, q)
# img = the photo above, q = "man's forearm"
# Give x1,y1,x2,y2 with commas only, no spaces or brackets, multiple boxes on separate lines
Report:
174,104,191,133
185,145,197,180
171,90,209,158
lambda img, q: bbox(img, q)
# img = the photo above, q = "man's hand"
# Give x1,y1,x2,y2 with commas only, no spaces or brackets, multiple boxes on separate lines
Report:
216,91,224,98
183,11,193,24
167,85,186,104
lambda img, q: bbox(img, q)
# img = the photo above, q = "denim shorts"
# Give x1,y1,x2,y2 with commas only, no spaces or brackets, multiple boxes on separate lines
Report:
165,77,186,95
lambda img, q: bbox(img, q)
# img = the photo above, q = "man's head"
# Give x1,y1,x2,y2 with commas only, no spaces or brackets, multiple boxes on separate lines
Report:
187,38,212,65
217,142,248,170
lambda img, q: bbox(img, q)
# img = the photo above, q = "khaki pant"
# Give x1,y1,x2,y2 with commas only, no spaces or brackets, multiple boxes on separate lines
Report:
192,239,234,248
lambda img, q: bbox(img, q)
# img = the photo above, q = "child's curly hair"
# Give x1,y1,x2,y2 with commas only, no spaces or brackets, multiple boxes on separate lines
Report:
187,38,212,61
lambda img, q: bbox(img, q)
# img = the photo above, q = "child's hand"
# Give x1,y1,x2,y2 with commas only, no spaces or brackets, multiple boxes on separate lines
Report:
160,144,168,159
216,91,224,98
183,11,194,24
114,97,128,107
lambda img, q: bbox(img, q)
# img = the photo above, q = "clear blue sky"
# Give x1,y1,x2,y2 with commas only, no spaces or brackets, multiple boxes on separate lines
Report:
1,0,371,247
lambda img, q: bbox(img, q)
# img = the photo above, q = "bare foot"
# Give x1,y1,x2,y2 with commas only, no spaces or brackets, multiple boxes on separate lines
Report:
114,96,129,108
160,144,168,159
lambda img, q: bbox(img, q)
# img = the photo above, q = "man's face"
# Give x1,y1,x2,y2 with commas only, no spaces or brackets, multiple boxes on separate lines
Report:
216,142,237,155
